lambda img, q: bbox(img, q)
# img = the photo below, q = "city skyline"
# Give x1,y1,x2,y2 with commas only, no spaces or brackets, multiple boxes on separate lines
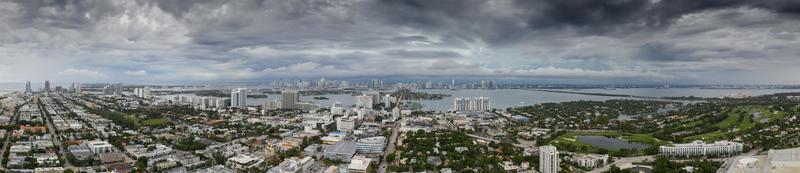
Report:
3,1,800,173
1,0,800,84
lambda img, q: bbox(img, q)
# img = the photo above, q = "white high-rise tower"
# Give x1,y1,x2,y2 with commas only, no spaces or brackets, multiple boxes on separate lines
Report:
230,88,248,108
539,145,559,173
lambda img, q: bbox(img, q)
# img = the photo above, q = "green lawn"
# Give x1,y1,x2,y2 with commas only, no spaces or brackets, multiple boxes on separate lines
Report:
764,110,786,122
737,113,754,132
621,134,669,145
143,118,170,126
714,111,740,129
682,120,703,128
684,131,729,142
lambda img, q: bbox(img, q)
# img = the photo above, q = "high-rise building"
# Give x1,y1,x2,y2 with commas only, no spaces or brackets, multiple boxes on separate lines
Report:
103,84,114,95
281,90,299,109
74,83,82,94
134,87,152,99
355,95,373,109
319,77,327,90
539,145,559,173
24,81,32,94
370,79,384,89
453,97,491,112
230,88,248,108
113,83,123,95
330,101,344,115
44,80,51,94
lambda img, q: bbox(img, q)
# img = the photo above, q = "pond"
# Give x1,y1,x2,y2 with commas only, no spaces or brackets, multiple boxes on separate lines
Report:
576,136,650,150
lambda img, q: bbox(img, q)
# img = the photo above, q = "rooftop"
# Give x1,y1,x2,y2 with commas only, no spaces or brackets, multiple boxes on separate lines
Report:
348,156,371,171
327,141,357,154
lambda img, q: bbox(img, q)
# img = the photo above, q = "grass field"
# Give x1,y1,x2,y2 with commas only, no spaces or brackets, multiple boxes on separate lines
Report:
684,131,729,142
621,134,669,145
143,118,170,126
714,110,740,129
681,120,704,128
737,113,754,132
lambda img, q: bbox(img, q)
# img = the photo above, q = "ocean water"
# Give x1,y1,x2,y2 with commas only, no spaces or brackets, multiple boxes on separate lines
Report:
5,82,799,112
245,88,800,112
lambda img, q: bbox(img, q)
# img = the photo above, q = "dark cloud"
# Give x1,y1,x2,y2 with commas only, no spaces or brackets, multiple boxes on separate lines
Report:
2,0,800,83
636,42,704,62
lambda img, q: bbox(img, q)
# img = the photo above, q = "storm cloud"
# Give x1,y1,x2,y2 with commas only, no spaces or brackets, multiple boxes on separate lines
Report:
1,0,800,84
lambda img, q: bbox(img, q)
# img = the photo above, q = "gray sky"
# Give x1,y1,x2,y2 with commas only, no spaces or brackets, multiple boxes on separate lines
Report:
1,0,800,84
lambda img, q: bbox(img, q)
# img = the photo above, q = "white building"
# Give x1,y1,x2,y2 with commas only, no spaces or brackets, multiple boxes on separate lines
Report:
356,136,385,154
765,147,800,172
355,95,373,109
453,97,491,112
263,100,282,114
726,147,800,173
267,156,315,173
539,145,559,173
348,155,372,173
659,140,743,157
230,88,247,108
336,116,358,132
125,144,174,158
86,140,115,154
571,154,608,169
226,154,264,171
133,87,152,99
330,102,344,115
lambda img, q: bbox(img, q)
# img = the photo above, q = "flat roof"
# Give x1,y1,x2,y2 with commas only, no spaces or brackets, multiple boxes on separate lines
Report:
328,141,357,154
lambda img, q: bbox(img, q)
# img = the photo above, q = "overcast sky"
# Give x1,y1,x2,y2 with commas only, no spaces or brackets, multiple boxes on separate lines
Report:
1,0,799,84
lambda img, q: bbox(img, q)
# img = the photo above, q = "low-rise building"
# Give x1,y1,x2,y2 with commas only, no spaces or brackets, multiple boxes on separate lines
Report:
325,141,357,162
87,140,115,154
267,156,315,173
659,140,743,157
348,155,372,173
570,154,609,169
226,154,264,171
356,136,385,154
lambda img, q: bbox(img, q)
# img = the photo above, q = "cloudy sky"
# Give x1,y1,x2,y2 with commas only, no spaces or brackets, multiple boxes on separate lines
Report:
1,0,799,84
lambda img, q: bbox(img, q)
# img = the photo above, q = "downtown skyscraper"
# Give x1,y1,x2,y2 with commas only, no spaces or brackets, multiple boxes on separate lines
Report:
25,81,32,94
44,80,50,95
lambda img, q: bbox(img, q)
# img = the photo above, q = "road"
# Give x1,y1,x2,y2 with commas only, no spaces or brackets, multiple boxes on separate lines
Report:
378,119,401,173
589,149,760,173
715,150,759,173
588,156,655,173
0,102,25,171
38,99,78,170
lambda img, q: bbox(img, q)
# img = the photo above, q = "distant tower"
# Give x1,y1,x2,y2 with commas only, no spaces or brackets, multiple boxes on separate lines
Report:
230,88,248,108
319,77,327,90
74,83,82,94
44,80,51,94
113,83,123,95
25,81,32,94
539,145,559,173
